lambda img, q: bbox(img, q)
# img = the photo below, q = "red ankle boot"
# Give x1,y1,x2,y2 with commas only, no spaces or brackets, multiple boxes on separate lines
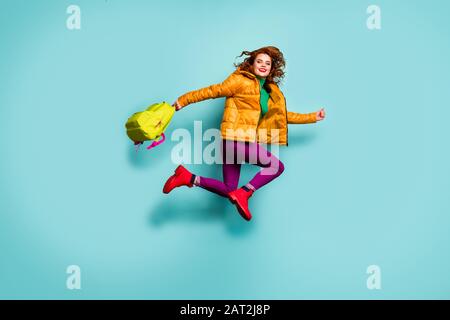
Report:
228,187,254,221
163,165,194,194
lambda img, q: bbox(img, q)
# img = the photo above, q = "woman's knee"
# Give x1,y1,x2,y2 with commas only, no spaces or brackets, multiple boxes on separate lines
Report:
224,183,238,193
274,160,285,176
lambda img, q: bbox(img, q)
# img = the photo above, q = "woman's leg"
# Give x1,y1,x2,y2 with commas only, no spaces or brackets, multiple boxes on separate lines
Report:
243,142,285,191
196,164,240,197
174,139,283,196
224,141,284,221
195,140,241,197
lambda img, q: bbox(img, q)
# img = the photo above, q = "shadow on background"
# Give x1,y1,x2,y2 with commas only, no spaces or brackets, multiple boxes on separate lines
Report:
286,129,317,147
127,140,173,169
149,162,256,237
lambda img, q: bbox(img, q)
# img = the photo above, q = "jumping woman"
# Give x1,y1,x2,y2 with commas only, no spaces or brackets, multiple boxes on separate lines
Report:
162,46,325,221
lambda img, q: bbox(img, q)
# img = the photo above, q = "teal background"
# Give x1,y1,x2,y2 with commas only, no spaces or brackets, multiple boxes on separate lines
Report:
1,0,449,299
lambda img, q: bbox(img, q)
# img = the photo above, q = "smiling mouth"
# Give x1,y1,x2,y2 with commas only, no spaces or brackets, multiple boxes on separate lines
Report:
259,68,267,72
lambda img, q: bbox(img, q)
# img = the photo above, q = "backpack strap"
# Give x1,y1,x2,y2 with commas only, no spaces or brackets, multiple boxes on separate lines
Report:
146,132,166,150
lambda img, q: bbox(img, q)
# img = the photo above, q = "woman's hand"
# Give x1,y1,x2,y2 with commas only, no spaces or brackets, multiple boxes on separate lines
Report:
316,108,325,121
172,100,184,111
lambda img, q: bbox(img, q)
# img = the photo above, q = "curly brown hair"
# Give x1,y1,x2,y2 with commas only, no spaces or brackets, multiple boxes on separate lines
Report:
234,46,286,92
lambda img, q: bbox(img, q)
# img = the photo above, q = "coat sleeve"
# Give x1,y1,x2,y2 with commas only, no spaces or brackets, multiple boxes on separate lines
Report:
287,111,317,124
177,73,241,107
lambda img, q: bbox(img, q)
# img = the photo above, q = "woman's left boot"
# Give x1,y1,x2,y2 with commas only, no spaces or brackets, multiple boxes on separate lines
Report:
228,187,254,221
163,165,194,194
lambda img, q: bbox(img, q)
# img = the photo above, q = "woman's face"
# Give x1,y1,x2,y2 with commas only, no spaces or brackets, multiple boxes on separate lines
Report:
252,53,272,78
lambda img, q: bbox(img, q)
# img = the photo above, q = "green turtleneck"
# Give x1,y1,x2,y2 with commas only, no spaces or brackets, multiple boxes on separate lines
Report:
257,77,270,118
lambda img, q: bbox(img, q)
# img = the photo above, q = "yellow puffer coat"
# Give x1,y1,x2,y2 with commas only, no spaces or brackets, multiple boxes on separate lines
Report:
177,67,317,146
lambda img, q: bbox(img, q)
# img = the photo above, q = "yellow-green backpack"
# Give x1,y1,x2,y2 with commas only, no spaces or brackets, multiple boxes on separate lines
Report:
125,102,175,150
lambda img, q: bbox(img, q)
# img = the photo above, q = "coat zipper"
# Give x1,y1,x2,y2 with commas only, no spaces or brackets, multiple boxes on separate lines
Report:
255,78,262,143
283,96,289,147
257,79,289,146
256,78,262,120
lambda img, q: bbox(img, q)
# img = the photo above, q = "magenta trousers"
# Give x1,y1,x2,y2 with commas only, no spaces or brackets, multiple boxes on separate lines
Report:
197,139,285,197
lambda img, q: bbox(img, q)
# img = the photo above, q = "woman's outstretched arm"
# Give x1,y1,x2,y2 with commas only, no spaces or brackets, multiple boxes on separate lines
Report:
287,108,325,124
174,73,241,111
